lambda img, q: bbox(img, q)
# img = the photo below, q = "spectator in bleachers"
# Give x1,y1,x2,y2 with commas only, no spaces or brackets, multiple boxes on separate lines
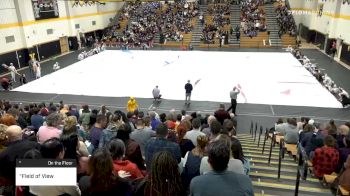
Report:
0,113,17,126
299,124,314,143
222,118,237,138
277,118,299,144
338,155,350,191
184,118,205,146
177,123,195,157
108,138,144,180
130,118,156,157
149,111,161,130
214,104,230,125
7,108,27,129
0,125,40,187
209,119,222,141
200,134,244,175
89,114,107,153
79,105,91,131
327,119,338,139
61,133,89,178
182,135,209,190
30,138,81,196
337,125,350,148
275,4,296,36
79,149,131,195
144,151,186,196
98,114,122,148
231,138,250,175
202,115,216,136
145,123,181,172
274,117,284,133
312,135,339,179
338,135,350,172
191,139,254,196
37,113,63,144
30,107,44,132
116,123,145,171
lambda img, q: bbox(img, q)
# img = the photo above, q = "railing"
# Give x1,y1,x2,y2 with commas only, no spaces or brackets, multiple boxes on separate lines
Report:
295,144,309,196
278,138,285,179
262,128,268,154
268,132,275,164
257,125,263,147
254,122,258,141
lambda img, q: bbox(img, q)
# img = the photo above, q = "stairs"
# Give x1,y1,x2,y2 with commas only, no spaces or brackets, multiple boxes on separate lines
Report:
192,5,208,47
237,134,332,196
229,4,240,47
264,4,282,47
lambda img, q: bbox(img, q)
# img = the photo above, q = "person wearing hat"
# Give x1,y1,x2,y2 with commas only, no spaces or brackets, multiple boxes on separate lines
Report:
127,97,138,113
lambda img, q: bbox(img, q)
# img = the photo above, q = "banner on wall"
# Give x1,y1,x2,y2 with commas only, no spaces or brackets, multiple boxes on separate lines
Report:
32,0,59,20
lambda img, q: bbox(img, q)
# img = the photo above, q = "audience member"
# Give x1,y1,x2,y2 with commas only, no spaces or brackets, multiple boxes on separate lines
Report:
30,138,81,196
79,149,131,195
37,113,63,144
145,123,181,172
177,123,195,157
144,151,186,196
130,118,156,157
312,135,339,179
190,140,254,196
182,135,209,190
108,139,144,180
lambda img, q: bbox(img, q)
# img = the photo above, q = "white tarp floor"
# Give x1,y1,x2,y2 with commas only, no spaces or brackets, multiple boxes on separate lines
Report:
14,50,343,108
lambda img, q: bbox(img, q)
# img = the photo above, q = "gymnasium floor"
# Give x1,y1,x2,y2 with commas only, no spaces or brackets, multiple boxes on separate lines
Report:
1,47,350,132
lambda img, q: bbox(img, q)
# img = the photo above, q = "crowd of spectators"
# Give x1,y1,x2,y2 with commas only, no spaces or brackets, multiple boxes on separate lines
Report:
275,4,296,37
0,99,254,196
286,46,350,107
102,1,198,49
240,0,267,38
201,3,230,44
274,116,350,190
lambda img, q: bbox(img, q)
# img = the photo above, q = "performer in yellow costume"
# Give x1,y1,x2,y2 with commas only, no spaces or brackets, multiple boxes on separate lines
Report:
127,97,138,112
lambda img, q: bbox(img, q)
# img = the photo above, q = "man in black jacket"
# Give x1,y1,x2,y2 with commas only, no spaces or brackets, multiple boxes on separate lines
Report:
185,80,193,105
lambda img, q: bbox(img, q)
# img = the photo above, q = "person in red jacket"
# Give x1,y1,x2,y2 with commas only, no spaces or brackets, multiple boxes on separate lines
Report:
312,135,339,179
108,138,144,180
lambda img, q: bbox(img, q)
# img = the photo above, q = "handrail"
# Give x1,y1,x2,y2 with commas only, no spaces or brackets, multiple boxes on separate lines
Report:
262,128,268,154
268,132,275,164
257,125,263,147
278,138,285,179
254,123,258,142
295,144,309,196
250,121,254,136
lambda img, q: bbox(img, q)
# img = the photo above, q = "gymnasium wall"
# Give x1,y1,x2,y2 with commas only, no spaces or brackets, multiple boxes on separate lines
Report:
289,0,350,44
0,0,124,71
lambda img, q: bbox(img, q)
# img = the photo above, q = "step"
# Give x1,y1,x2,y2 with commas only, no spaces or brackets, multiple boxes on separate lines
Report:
249,172,320,183
250,165,296,173
252,181,331,194
250,159,297,167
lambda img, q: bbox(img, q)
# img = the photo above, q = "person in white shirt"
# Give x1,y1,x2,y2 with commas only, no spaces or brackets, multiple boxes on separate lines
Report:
8,63,18,82
152,86,161,102
184,118,205,146
53,62,60,71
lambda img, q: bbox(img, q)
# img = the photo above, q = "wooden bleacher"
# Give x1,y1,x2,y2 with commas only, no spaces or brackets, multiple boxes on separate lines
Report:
240,31,270,48
338,185,350,196
281,34,297,47
161,33,193,48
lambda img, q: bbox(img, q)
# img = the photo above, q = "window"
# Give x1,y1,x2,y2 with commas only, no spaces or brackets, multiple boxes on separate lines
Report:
75,24,80,29
47,29,53,35
5,36,15,43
